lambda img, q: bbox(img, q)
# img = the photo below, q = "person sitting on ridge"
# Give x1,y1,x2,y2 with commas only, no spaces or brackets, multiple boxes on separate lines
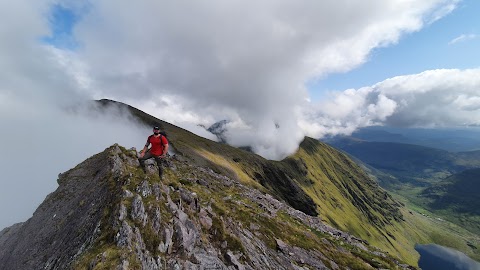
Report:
138,126,169,179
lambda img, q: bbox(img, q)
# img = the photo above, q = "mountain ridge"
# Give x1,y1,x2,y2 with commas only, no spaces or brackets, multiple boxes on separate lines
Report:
338,126,480,152
0,144,414,269
2,99,479,268
95,99,480,263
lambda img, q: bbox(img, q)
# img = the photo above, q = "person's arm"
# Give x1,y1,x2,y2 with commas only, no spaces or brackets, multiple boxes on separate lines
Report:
161,136,169,157
162,143,169,157
140,139,150,158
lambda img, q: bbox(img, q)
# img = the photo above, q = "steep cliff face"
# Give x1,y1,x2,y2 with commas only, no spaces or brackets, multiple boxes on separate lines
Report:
0,148,119,269
0,145,414,269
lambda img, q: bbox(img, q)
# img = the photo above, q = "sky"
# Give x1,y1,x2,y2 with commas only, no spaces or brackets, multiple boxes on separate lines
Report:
1,0,480,229
310,0,480,96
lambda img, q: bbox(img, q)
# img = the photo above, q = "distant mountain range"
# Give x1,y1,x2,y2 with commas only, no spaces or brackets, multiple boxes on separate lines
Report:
325,128,480,235
334,126,480,152
206,119,229,143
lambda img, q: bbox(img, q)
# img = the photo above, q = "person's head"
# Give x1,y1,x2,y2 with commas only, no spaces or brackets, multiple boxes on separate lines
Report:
153,126,160,135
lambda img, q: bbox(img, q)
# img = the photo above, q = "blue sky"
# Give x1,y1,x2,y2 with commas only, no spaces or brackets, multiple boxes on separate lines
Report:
41,4,80,49
309,0,480,100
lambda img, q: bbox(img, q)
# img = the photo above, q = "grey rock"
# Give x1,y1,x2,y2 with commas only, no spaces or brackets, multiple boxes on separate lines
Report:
179,188,199,211
117,260,129,270
168,259,182,270
193,252,228,269
276,239,288,252
111,148,124,178
123,189,134,198
167,194,179,212
330,260,339,270
223,179,233,187
111,144,122,155
249,223,259,231
0,223,23,251
197,179,209,186
144,159,158,174
119,203,127,221
290,246,328,269
159,226,173,254
151,206,162,233
179,188,194,204
162,184,171,195
158,244,167,254
152,183,162,200
131,227,161,270
126,148,140,166
137,180,152,197
226,250,245,270
116,221,133,248
199,209,212,230
184,260,200,270
131,195,148,226
173,210,198,256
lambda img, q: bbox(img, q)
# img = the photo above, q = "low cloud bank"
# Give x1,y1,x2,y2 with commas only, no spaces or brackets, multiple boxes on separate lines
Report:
0,98,150,230
59,0,459,160
301,68,480,139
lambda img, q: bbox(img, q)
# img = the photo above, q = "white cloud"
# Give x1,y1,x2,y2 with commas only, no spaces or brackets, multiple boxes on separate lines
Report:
0,0,464,228
302,68,480,138
378,69,480,127
448,34,478,45
61,0,457,159
0,0,150,230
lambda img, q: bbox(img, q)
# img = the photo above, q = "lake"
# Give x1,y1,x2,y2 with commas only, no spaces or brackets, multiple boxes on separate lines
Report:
416,244,480,270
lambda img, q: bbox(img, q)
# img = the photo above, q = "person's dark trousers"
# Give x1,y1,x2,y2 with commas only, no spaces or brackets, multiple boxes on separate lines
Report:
138,152,164,179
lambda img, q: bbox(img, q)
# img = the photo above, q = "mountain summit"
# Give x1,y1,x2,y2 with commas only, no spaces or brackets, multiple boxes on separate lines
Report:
0,144,413,269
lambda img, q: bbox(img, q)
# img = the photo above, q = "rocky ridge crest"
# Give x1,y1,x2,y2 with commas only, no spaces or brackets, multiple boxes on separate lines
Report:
0,144,414,269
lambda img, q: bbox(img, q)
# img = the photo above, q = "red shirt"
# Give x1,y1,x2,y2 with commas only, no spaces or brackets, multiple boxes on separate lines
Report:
147,135,168,156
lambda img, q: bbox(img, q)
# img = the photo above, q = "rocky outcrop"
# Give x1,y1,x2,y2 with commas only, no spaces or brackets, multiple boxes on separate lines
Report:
207,119,229,143
0,144,415,269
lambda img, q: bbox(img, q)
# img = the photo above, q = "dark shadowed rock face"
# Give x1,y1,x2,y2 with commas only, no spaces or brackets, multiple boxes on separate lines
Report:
0,145,414,270
207,119,229,143
0,147,119,270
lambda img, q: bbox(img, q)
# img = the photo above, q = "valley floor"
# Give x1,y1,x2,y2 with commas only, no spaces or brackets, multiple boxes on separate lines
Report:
390,192,480,262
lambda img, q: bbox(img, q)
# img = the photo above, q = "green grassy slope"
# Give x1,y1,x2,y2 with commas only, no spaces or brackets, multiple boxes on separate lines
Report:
329,138,480,186
328,137,480,237
329,139,458,181
72,145,416,269
97,99,480,265
422,168,480,234
424,168,480,214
